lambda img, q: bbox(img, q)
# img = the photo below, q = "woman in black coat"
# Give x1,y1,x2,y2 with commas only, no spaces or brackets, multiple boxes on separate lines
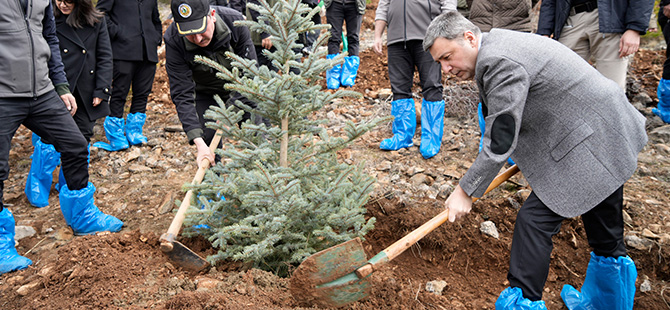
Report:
24,0,113,208
54,0,113,140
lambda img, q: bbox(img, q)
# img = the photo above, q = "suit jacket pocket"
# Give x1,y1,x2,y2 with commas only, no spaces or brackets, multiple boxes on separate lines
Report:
550,120,594,162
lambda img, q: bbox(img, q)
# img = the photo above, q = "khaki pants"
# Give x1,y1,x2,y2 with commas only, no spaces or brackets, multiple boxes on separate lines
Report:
559,9,628,90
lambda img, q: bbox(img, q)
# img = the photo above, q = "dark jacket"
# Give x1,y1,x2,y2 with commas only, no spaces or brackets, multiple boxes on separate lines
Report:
1,0,69,98
164,6,257,143
537,0,654,40
96,0,162,62
55,14,113,121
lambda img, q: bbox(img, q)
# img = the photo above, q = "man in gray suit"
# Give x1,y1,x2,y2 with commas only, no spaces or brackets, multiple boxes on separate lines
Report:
423,12,647,309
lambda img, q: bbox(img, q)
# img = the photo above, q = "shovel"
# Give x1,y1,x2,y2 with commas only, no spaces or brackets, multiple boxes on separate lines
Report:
159,129,223,272
290,164,520,308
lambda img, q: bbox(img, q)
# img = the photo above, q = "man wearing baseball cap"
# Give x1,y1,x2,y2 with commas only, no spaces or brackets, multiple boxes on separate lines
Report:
165,0,259,166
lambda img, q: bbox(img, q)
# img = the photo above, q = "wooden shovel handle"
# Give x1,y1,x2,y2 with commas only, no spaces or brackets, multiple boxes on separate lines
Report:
160,130,223,251
356,164,519,278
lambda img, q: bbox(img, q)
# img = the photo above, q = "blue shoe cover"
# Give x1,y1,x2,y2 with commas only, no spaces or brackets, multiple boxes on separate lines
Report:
655,79,670,123
93,116,129,151
0,208,33,274
420,99,445,159
59,182,123,235
380,98,417,151
326,54,341,89
25,133,61,208
495,287,547,310
55,144,90,193
126,112,148,145
561,252,637,310
477,103,515,165
341,56,360,87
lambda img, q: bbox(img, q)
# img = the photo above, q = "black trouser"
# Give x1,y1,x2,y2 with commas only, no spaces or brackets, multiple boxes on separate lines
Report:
387,40,443,101
109,60,156,118
72,89,96,142
507,186,626,301
659,8,670,79
0,91,90,212
326,1,362,56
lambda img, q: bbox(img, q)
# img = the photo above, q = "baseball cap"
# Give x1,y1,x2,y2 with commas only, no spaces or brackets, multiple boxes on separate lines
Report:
171,0,210,36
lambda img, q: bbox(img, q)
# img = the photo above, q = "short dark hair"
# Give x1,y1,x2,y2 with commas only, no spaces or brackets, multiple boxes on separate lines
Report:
53,0,104,29
423,11,481,51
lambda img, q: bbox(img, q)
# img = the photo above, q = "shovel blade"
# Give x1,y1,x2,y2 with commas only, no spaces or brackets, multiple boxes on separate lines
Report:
290,238,371,308
164,240,210,272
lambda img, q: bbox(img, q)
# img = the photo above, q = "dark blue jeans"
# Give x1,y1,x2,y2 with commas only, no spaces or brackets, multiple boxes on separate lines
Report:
0,91,90,210
507,186,626,301
387,40,443,101
326,1,362,56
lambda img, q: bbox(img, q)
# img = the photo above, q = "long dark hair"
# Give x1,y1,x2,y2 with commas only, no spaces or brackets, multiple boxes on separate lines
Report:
53,0,104,28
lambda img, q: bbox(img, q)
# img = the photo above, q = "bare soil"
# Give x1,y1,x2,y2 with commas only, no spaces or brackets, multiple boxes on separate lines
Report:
1,5,670,310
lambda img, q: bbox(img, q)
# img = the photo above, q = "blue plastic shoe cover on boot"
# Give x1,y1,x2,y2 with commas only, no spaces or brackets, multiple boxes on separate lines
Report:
55,144,90,193
561,252,637,310
420,99,445,159
59,182,123,235
477,103,515,165
326,54,341,89
126,112,148,145
25,133,61,208
93,116,129,151
341,56,360,87
654,78,670,123
0,208,33,274
495,287,547,310
380,98,417,151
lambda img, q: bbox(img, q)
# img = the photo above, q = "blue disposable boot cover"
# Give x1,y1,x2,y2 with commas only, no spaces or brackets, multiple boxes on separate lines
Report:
420,99,445,159
561,252,637,310
0,209,33,274
478,102,515,165
341,55,360,87
495,287,547,310
25,133,61,207
59,182,123,235
55,144,90,192
126,112,148,145
654,78,670,123
93,116,129,151
326,54,341,89
380,98,417,150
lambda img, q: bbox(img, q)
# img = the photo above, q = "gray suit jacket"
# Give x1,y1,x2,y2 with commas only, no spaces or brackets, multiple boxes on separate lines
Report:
459,29,647,218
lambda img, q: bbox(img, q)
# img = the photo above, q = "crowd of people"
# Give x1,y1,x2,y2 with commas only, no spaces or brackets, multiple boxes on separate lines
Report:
0,0,666,309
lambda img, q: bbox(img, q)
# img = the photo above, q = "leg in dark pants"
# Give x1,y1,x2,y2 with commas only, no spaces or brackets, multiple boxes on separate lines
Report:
409,41,443,102
581,186,626,258
109,60,156,117
342,5,361,56
508,191,564,301
21,92,90,191
71,90,96,142
387,42,416,100
326,2,345,55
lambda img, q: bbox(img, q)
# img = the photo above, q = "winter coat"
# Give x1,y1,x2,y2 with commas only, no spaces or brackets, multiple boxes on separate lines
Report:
466,0,539,32
96,0,162,63
55,14,113,121
1,0,68,98
375,0,457,45
164,6,257,143
537,0,654,40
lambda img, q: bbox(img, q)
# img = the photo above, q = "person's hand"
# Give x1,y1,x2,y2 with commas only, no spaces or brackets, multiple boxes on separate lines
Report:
194,137,215,168
60,93,77,116
373,37,383,55
619,29,640,58
444,184,473,222
664,5,670,18
262,36,273,49
92,97,103,107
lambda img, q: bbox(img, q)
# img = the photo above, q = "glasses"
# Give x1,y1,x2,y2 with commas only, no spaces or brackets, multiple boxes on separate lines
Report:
55,0,74,5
